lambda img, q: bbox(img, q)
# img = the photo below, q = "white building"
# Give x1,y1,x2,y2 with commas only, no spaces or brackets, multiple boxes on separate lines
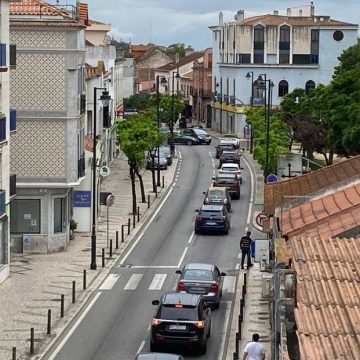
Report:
209,4,358,135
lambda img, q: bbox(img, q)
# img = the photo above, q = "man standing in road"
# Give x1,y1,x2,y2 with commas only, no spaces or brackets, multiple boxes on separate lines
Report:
240,231,253,270
243,333,265,360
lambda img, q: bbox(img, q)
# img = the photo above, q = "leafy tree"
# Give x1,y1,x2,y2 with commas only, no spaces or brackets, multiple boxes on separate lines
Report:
168,43,194,60
123,95,152,111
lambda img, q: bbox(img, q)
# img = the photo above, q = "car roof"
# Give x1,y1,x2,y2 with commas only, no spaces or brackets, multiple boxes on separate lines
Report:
201,204,224,211
136,353,182,360
162,292,201,306
221,163,239,167
184,263,214,271
208,186,226,192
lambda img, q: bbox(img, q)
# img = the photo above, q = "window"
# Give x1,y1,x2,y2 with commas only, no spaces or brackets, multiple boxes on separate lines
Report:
279,25,290,64
311,29,319,64
333,30,344,41
278,80,289,97
305,80,316,94
236,53,251,64
10,199,41,234
254,25,265,64
54,198,66,233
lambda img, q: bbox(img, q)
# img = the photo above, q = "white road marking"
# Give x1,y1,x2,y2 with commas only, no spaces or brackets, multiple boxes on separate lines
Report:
131,265,178,269
47,292,102,360
188,231,195,244
124,274,143,290
137,340,146,354
218,301,232,360
177,246,188,268
222,276,237,293
179,150,182,160
235,263,240,270
237,252,241,258
242,156,254,225
149,274,167,290
99,274,120,290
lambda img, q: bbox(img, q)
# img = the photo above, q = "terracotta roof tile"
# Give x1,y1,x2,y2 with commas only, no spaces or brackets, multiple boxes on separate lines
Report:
10,0,71,18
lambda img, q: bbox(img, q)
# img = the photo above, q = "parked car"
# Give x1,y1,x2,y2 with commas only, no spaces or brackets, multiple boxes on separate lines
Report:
135,353,183,360
203,186,231,212
195,204,231,235
215,143,235,159
212,173,241,199
157,146,172,166
150,292,211,354
146,152,168,170
175,263,226,309
173,132,200,145
221,134,240,148
218,150,241,167
182,128,211,145
218,163,242,183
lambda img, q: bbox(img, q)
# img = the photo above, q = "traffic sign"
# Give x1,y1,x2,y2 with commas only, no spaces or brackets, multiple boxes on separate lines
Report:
266,174,278,183
100,166,110,177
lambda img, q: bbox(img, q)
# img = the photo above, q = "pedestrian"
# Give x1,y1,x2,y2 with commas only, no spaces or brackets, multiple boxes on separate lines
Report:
240,231,253,269
243,333,265,360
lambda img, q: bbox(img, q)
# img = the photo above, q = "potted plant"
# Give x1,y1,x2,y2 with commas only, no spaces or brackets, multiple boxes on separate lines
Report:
70,219,77,240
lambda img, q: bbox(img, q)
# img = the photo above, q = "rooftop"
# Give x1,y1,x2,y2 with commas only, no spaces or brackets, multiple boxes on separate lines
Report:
157,51,204,72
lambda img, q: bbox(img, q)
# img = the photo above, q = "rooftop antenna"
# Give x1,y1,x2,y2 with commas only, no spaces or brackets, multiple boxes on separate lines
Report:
149,22,152,44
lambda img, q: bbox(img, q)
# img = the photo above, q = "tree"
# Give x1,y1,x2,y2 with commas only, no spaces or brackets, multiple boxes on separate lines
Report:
168,43,194,60
123,95,152,111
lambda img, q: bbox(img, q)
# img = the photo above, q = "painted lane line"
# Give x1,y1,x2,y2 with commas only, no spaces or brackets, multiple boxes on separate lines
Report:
188,231,195,244
48,292,102,360
242,155,254,225
235,263,240,270
217,301,232,360
222,276,237,293
149,274,167,290
237,252,241,259
99,274,120,290
119,185,175,265
124,274,143,290
131,265,178,269
137,340,146,354
177,247,188,268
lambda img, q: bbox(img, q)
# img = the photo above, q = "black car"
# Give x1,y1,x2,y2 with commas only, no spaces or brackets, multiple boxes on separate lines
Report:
195,204,231,235
157,146,172,166
173,132,200,145
212,173,241,199
150,292,211,355
182,128,211,145
215,143,235,159
218,150,241,167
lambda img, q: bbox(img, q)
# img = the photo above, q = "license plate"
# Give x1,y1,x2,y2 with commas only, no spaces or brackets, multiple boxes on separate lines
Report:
206,221,216,225
190,287,206,293
169,324,186,331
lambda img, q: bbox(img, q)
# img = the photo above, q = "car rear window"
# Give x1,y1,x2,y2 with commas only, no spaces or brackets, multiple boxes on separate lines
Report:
158,305,198,321
199,210,223,217
183,269,213,281
208,189,224,196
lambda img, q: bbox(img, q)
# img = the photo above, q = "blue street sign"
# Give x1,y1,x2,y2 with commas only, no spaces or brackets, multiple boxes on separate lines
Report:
73,191,91,207
266,174,278,183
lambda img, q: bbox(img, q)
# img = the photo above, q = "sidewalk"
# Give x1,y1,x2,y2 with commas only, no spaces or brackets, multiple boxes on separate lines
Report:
0,153,178,360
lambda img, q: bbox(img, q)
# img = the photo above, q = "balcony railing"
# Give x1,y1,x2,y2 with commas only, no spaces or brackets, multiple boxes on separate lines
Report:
78,155,85,178
10,108,16,132
0,190,5,217
0,116,6,142
10,174,16,197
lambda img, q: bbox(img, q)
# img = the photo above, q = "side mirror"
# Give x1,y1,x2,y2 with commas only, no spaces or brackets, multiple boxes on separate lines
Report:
152,300,160,306
175,270,182,275
195,209,199,212
220,272,227,276
240,167,244,170
212,177,215,181
202,192,206,195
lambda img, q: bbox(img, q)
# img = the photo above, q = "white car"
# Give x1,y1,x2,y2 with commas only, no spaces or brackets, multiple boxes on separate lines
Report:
221,134,240,148
218,163,242,183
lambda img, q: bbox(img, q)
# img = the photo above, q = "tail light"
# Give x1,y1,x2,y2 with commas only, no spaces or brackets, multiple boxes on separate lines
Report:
213,216,225,221
195,320,205,328
210,283,219,292
177,282,186,291
151,318,161,326
196,216,204,221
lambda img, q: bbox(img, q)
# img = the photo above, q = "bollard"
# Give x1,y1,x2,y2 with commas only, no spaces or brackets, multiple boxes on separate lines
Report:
147,194,150,209
110,239,113,258
155,188,158,198
233,353,238,360
72,281,76,303
60,294,64,318
47,309,51,335
121,225,125,243
116,231,119,249
238,315,242,335
83,269,86,290
137,206,140,222
235,333,240,356
162,175,164,188
30,328,34,355
102,248,105,268
242,285,246,298
133,212,136,228
240,299,244,318
127,218,131,235
243,272,247,288
12,347,16,360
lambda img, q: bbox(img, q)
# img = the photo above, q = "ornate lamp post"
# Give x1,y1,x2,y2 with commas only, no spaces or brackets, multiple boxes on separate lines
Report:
170,71,180,154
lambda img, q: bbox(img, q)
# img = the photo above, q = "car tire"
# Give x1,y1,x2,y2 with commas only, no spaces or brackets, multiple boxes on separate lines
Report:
195,228,200,234
224,228,229,235
187,140,193,146
235,193,240,200
207,322,211,338
215,301,220,309
150,342,158,352
199,341,207,355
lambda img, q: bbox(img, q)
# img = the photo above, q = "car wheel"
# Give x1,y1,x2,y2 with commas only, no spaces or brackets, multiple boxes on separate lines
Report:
199,340,207,355
224,228,229,235
187,140,192,146
150,342,158,352
215,301,220,309
195,228,200,234
236,193,240,200
207,322,211,338
240,178,243,184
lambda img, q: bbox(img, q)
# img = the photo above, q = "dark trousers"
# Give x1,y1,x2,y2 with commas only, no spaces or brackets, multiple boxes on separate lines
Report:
241,247,252,269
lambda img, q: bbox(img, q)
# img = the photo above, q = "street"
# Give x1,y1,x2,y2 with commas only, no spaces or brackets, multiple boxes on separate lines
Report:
44,141,253,360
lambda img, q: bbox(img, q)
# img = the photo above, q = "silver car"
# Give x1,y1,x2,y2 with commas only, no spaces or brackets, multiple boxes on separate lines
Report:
175,263,226,309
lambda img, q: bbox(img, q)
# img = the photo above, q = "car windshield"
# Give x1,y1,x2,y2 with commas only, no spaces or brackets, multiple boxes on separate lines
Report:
194,129,207,135
221,166,239,171
158,306,198,321
199,210,223,217
183,269,213,281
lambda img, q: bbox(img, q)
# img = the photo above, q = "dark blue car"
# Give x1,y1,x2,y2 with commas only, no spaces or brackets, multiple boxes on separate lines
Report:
194,204,231,235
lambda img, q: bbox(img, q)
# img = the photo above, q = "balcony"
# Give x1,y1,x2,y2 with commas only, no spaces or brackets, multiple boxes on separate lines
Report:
0,190,5,217
10,174,16,197
0,116,6,142
78,154,85,178
0,43,6,71
10,108,16,132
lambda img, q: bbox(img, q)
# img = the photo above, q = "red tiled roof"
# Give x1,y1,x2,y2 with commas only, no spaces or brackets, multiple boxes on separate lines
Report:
264,156,360,216
10,0,71,18
281,183,360,239
291,236,360,360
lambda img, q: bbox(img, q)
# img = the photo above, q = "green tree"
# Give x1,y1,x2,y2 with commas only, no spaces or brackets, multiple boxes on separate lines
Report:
123,95,152,111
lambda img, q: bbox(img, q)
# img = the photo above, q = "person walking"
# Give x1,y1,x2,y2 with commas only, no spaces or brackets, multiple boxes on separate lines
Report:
243,333,265,360
240,230,253,269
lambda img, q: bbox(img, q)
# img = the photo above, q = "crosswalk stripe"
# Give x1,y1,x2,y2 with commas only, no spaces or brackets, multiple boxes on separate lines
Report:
149,274,167,290
124,274,143,290
222,276,237,293
99,274,120,290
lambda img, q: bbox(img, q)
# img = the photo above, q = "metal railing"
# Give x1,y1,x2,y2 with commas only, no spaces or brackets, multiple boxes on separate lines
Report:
11,4,77,20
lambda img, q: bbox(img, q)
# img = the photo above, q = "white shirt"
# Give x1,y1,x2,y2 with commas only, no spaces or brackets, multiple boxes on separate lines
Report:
243,341,265,360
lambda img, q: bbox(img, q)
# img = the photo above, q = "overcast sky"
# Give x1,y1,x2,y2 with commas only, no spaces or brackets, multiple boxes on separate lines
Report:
60,1,360,49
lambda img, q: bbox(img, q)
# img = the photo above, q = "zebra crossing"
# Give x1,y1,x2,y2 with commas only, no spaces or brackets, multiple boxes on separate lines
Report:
98,272,237,293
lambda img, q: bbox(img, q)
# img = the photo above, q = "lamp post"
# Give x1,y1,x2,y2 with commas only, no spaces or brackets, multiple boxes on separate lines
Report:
156,75,167,187
91,87,111,270
246,72,254,153
170,71,180,154
256,74,274,180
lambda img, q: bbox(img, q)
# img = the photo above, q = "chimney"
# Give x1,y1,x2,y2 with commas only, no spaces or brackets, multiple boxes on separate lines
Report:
310,1,315,17
219,11,224,26
234,10,245,23
273,10,279,15
287,8,291,16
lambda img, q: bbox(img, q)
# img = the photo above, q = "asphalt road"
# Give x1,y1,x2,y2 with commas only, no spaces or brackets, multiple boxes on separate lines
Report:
45,140,253,360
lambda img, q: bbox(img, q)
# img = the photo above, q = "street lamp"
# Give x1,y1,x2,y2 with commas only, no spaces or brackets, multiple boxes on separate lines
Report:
156,75,167,186
256,74,274,180
91,87,111,270
246,71,254,106
170,71,180,154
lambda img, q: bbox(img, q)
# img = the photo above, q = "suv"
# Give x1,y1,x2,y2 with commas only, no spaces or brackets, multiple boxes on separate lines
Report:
212,173,240,199
215,143,235,159
182,128,211,145
195,204,231,234
218,150,241,167
203,186,231,212
150,292,211,354
222,134,240,148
